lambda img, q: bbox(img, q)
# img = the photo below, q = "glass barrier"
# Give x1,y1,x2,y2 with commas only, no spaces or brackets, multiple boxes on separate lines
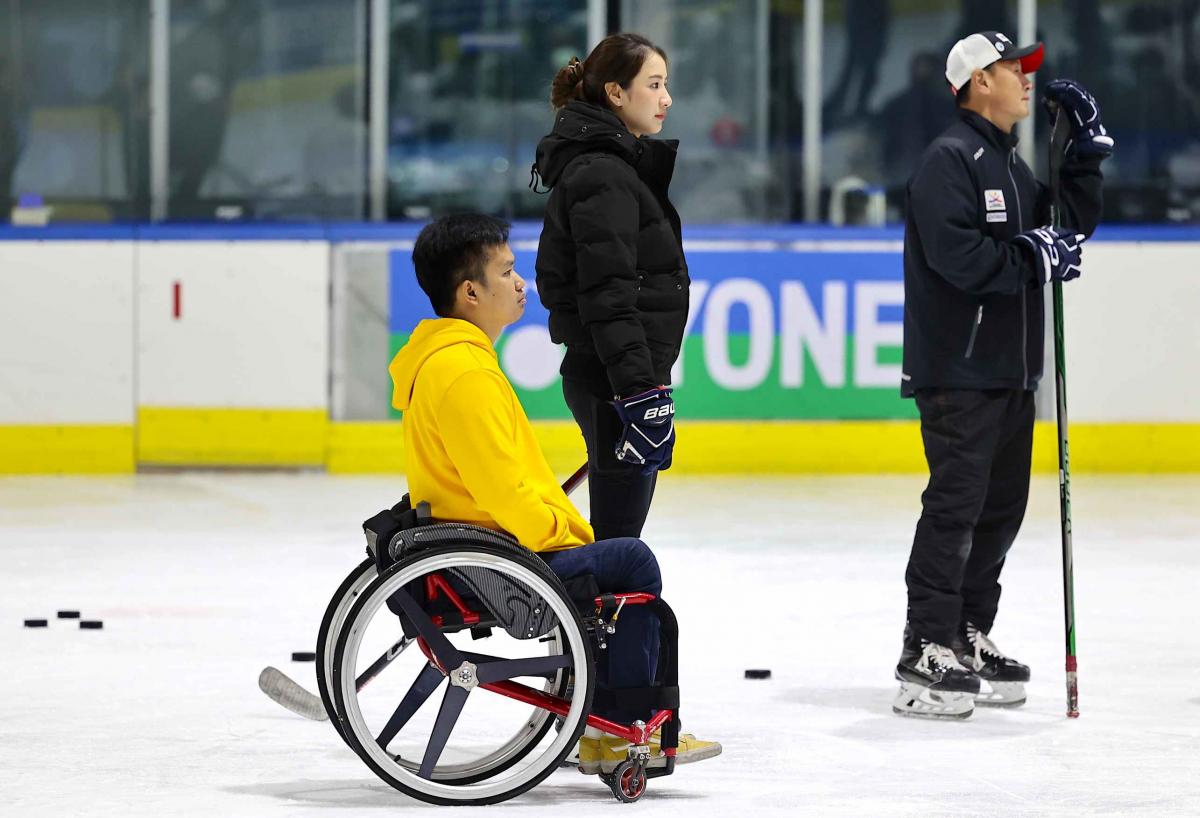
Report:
4,1,1198,225
166,0,368,220
819,0,978,224
0,0,150,222
386,0,589,221
1035,0,1200,223
622,0,780,223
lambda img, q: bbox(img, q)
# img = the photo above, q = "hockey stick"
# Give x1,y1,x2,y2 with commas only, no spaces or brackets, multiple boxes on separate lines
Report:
260,463,590,720
258,666,330,721
259,632,411,721
1047,104,1080,719
561,461,589,498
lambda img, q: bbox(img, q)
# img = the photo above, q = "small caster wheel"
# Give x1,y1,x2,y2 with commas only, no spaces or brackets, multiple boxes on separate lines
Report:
609,760,647,803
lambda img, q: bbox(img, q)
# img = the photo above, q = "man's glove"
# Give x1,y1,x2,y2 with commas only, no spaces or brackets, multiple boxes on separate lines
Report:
1043,79,1115,159
611,386,675,474
1014,226,1086,284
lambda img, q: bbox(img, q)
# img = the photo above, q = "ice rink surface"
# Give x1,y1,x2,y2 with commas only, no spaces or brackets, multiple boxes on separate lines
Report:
2,471,1198,817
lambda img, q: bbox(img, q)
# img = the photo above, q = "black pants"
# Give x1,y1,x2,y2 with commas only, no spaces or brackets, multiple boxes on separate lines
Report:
542,537,661,722
562,376,658,540
905,388,1035,646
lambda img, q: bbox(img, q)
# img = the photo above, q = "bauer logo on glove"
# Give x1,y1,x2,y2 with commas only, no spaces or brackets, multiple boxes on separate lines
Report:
612,387,676,473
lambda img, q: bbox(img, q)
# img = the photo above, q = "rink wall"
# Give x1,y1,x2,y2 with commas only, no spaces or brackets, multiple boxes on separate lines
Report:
1,223,1197,474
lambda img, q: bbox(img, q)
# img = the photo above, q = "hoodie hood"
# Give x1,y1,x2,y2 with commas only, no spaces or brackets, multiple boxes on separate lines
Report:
388,318,494,412
534,101,641,189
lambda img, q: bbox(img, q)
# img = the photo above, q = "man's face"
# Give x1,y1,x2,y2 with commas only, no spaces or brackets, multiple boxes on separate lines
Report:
984,58,1033,122
472,243,526,331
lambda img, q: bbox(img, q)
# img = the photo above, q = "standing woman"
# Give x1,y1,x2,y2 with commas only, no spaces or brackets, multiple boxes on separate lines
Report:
532,33,687,541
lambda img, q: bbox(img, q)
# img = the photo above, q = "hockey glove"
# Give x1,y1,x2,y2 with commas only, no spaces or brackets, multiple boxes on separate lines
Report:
611,386,675,474
1014,226,1085,285
1043,79,1115,159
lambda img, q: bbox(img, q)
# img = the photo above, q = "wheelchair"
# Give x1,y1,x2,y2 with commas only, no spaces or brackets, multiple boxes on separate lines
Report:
315,496,681,805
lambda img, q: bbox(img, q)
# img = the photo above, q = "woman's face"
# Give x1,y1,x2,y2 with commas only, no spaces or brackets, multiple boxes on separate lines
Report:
609,52,671,137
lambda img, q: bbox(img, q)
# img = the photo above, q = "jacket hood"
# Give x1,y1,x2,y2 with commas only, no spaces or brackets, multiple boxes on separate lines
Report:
389,318,495,411
534,101,641,189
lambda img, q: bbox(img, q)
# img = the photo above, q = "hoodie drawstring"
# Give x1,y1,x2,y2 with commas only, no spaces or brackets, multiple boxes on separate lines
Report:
528,162,548,194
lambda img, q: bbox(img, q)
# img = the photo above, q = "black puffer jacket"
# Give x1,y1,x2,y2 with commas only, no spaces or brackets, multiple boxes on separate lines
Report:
533,101,688,397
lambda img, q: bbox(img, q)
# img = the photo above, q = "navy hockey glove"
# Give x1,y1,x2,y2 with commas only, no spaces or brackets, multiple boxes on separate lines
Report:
1015,226,1086,284
1043,79,1115,159
611,387,675,474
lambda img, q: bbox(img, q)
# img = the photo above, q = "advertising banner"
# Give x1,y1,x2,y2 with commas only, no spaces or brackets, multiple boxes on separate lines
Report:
389,241,916,420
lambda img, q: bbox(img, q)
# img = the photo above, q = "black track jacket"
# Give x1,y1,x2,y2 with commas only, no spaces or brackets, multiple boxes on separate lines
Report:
534,101,688,398
901,109,1104,396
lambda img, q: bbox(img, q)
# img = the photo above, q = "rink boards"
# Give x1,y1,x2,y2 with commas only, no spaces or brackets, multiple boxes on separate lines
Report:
1,223,1197,473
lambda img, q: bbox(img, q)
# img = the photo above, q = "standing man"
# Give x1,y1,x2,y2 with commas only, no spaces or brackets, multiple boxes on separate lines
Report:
895,32,1112,719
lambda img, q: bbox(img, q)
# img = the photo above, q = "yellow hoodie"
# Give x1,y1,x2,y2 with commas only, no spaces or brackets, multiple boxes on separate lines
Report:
388,317,593,552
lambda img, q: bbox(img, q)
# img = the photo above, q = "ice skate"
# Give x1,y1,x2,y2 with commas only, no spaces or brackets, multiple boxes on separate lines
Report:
893,627,980,720
955,622,1031,707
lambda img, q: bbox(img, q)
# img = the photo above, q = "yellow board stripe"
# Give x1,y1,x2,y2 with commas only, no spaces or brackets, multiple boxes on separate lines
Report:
326,421,406,474
2,418,1196,474
137,408,328,467
327,420,1200,475
0,425,134,474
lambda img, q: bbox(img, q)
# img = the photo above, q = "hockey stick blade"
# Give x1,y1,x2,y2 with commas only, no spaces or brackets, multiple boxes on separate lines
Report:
258,666,328,721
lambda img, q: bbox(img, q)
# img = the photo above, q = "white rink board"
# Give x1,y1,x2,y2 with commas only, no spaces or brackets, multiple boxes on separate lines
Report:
136,242,329,409
0,241,134,424
2,236,1199,426
1064,242,1200,422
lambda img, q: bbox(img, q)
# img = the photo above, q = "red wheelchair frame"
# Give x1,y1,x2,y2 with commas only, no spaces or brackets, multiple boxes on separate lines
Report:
419,570,678,801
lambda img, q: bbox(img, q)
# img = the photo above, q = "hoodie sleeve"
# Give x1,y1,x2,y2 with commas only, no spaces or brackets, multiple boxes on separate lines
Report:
562,155,656,397
909,142,1035,295
437,369,578,551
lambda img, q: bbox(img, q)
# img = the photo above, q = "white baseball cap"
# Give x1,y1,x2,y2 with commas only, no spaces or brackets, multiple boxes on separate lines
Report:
946,31,1045,93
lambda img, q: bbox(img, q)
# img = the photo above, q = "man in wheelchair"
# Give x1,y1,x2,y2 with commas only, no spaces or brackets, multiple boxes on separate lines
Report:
387,213,721,776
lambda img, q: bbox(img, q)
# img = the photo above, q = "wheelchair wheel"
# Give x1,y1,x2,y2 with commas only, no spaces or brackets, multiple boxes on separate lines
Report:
331,543,594,805
316,557,380,743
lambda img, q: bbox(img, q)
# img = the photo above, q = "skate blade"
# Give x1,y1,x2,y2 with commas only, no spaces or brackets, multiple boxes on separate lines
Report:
892,682,975,720
892,704,974,721
974,681,1026,708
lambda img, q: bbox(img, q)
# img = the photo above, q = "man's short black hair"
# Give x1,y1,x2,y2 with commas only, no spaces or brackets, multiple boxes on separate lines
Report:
956,64,996,107
412,214,510,317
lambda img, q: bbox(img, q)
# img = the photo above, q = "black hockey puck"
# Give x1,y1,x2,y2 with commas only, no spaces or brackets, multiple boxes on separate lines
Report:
24,619,48,628
57,610,81,619
744,668,772,679
291,651,316,662
80,620,103,630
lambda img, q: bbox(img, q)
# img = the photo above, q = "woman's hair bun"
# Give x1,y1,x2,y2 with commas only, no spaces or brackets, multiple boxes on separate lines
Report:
551,56,586,109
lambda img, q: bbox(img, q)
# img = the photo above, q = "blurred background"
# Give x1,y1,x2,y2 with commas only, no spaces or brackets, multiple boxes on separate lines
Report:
3,0,1200,226
1,0,1197,475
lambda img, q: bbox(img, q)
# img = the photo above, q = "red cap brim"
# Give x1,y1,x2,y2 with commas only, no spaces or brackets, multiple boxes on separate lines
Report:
1016,42,1044,74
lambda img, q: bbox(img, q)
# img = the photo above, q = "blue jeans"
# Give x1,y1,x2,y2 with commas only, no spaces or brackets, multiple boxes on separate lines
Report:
541,537,661,722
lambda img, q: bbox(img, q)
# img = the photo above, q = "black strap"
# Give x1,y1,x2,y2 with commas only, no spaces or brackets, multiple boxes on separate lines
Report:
363,495,436,572
528,162,548,194
590,685,680,714
596,592,620,620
